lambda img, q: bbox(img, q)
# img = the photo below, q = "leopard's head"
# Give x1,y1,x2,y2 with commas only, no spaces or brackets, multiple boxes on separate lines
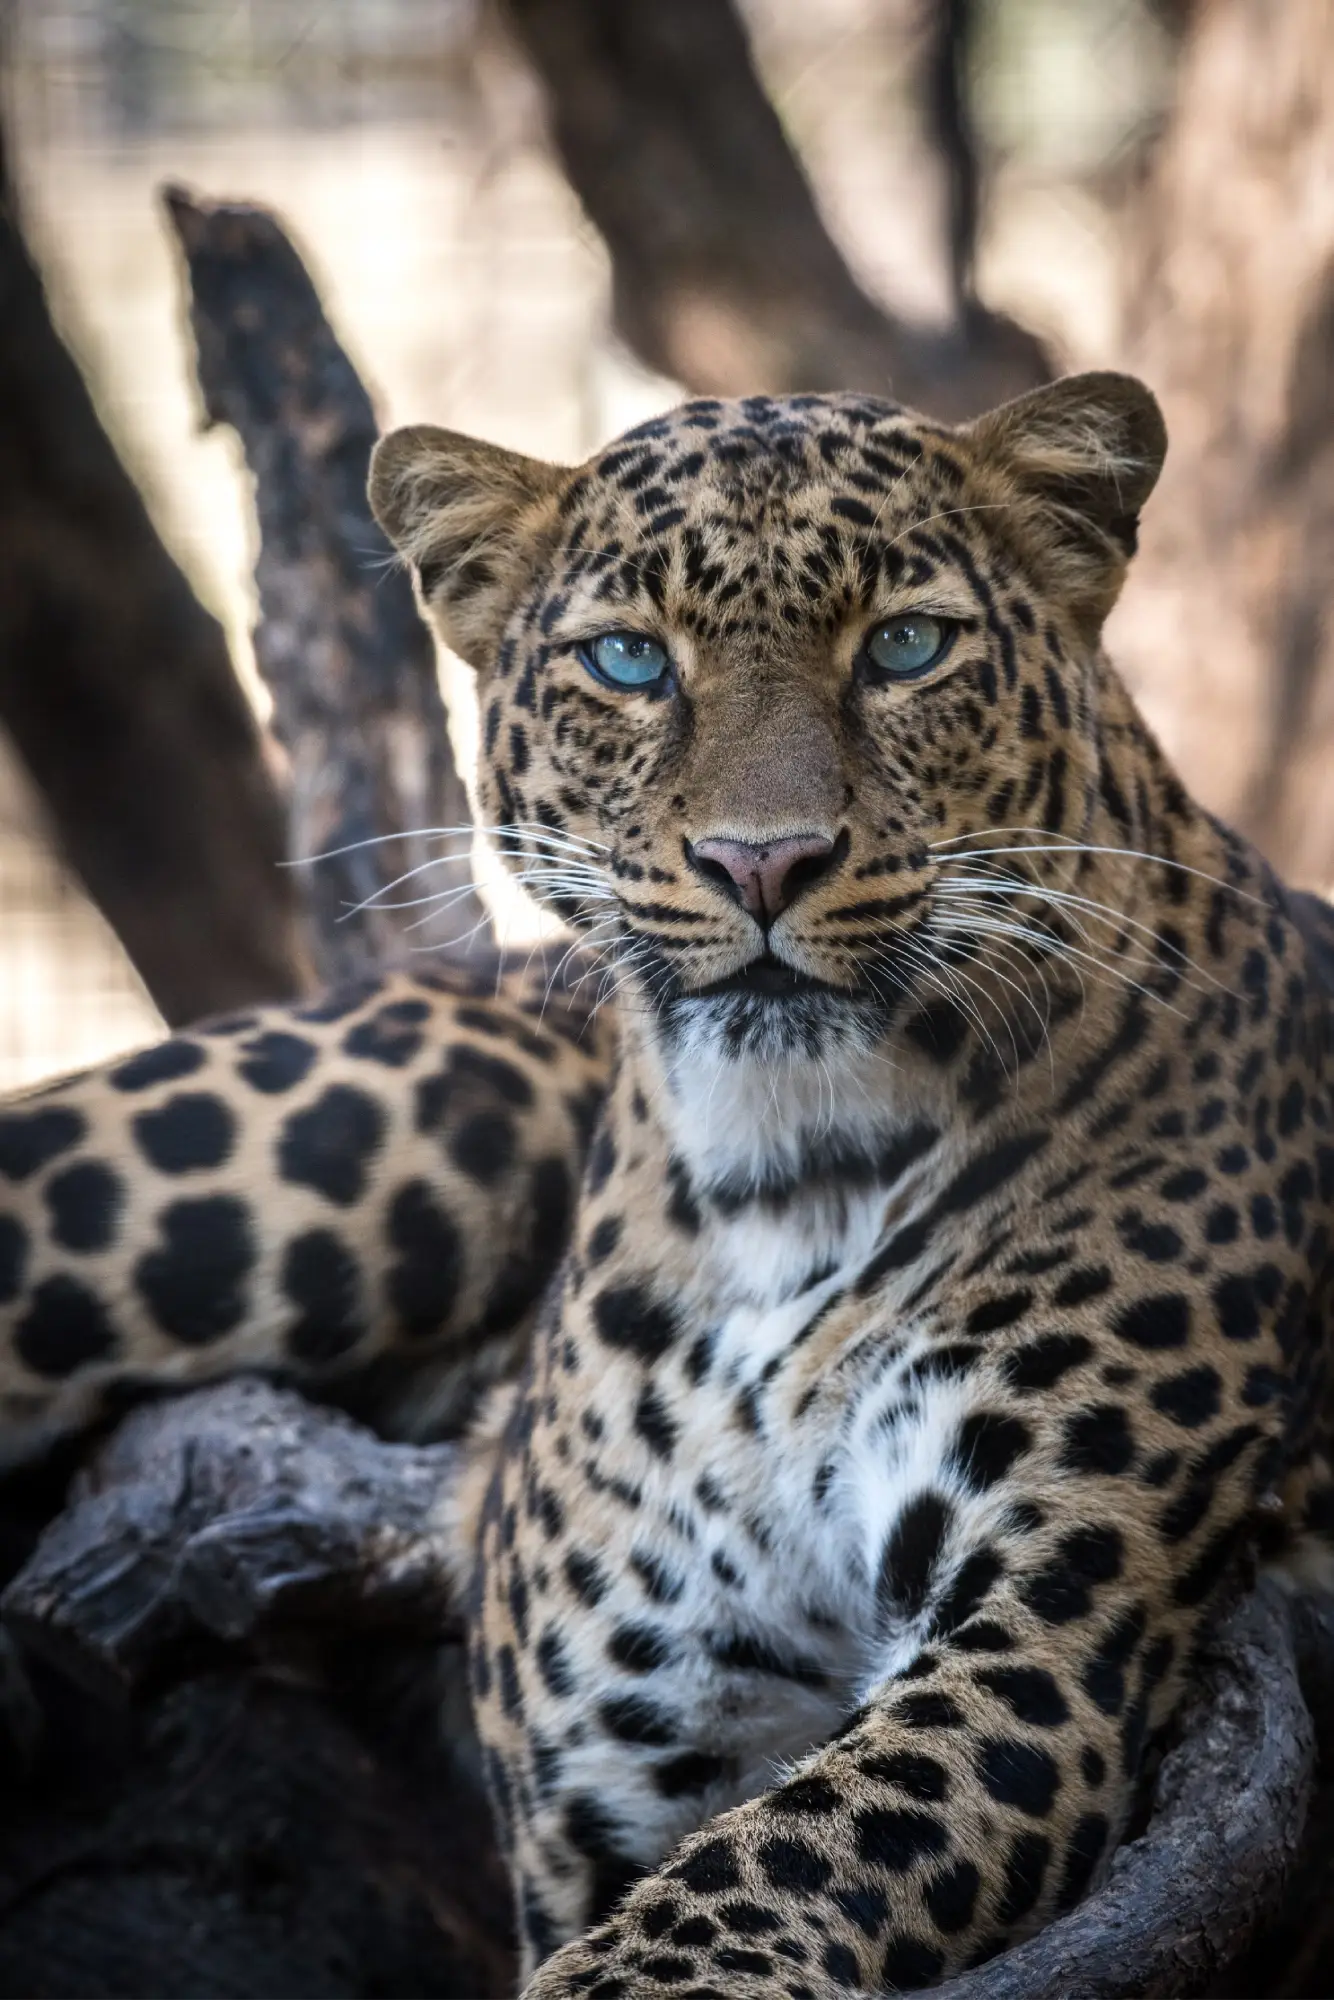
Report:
370,375,1165,1069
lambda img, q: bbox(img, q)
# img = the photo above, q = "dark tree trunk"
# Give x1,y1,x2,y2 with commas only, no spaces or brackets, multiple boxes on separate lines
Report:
500,0,1050,420
0,114,306,1027
1111,0,1334,889
163,189,491,980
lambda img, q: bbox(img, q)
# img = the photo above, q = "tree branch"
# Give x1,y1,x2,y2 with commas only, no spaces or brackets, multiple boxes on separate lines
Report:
0,117,305,1024
162,187,491,980
500,0,1049,419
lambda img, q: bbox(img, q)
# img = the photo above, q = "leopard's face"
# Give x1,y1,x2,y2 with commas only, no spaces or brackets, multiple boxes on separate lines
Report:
371,378,1166,1064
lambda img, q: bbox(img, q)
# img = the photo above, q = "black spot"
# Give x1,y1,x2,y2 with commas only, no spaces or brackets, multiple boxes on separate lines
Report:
931,1550,1004,1637
0,1215,28,1303
757,1836,832,1893
1214,1272,1265,1343
631,1547,684,1604
344,999,430,1069
706,1631,827,1687
282,1228,365,1363
966,1289,1034,1334
133,1093,235,1174
1174,1516,1247,1607
979,1737,1060,1816
854,1750,947,1802
822,1941,861,1988
1056,1813,1108,1910
1053,1265,1112,1308
951,1619,1015,1654
669,1837,742,1895
110,1040,206,1091
924,1858,980,1934
1021,1524,1123,1623
769,1775,840,1817
593,1282,679,1361
0,1105,85,1182
881,1936,944,1990
997,1831,1050,1923
1004,1332,1091,1390
237,1030,316,1094
387,1180,464,1337
718,1899,780,1937
634,1382,679,1459
878,1493,953,1620
45,1160,122,1253
14,1276,118,1377
1061,1404,1136,1476
449,1109,517,1183
655,1751,727,1798
853,1806,948,1871
1080,1603,1146,1715
975,1665,1069,1728
536,1627,574,1697
587,1125,617,1193
587,1214,622,1264
1112,1293,1191,1349
277,1086,386,1205
565,1549,609,1606
952,1411,1031,1490
1116,1210,1183,1263
599,1694,678,1746
897,1690,963,1729
1152,1365,1221,1428
135,1196,255,1344
608,1622,675,1672
939,1131,1050,1215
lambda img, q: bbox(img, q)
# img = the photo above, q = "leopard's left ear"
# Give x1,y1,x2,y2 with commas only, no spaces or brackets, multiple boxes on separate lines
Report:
961,371,1167,620
369,424,569,667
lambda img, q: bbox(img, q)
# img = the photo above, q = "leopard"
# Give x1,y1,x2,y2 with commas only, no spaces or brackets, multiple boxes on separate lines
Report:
2,370,1333,1999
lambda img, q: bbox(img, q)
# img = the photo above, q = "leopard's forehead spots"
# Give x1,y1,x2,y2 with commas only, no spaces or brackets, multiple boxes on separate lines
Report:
539,394,981,670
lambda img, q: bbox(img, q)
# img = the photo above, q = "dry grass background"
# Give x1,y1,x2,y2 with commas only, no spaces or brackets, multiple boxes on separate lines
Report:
0,0,1169,1090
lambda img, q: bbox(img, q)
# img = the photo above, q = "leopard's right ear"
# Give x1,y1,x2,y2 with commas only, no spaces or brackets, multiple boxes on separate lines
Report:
369,425,568,666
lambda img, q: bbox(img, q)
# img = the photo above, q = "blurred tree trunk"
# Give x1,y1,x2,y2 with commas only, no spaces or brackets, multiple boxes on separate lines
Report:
1110,0,1334,889
500,0,1049,419
0,110,308,1027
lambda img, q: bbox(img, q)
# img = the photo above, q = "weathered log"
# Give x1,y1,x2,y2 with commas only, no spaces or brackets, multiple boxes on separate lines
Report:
6,1380,1331,1999
2,1379,461,1702
162,188,490,980
0,112,305,1024
500,0,1050,419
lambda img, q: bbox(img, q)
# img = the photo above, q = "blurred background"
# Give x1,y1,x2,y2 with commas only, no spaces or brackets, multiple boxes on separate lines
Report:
0,0,1330,1090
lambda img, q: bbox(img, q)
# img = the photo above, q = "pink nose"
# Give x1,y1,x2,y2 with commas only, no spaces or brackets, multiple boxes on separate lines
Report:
688,833,839,926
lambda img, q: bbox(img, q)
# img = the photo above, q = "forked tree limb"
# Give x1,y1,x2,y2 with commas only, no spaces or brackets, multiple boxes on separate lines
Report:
500,0,1050,418
0,114,305,1024
162,188,491,980
4,1379,1327,1998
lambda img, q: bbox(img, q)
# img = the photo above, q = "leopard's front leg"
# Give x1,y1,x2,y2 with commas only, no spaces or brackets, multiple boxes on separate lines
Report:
519,1562,1177,1999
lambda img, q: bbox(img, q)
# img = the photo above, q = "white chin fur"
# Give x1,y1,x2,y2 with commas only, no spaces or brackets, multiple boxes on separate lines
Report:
657,1012,906,1186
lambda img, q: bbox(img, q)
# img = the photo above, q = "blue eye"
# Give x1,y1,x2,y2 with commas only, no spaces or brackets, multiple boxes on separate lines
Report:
580,631,672,691
862,614,953,681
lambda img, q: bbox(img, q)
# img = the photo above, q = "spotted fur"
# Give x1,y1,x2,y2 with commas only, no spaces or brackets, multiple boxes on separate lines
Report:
4,373,1334,1997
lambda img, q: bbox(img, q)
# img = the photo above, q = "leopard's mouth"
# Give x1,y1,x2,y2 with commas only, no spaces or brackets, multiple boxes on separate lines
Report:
690,954,843,1002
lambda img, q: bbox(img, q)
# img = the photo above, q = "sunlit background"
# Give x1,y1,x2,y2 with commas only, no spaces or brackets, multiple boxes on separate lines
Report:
1,0,1179,1088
